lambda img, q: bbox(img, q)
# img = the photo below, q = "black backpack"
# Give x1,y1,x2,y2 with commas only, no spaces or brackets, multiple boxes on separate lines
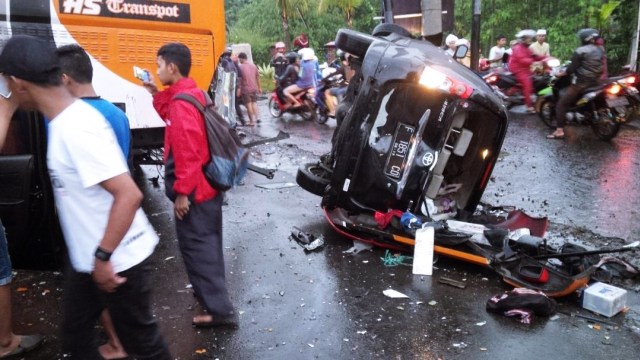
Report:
174,91,249,191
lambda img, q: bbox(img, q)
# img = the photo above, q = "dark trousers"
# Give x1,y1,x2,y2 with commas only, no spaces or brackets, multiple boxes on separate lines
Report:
62,257,171,359
556,83,589,128
176,194,234,317
235,96,245,124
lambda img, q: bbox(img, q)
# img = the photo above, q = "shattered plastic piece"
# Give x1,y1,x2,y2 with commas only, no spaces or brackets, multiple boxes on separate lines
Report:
16,287,27,292
480,347,488,351
453,342,468,348
164,256,175,261
357,330,367,335
428,300,437,306
290,227,325,251
195,349,207,354
255,182,298,189
307,344,315,348
383,289,409,298
475,321,486,326
343,240,373,254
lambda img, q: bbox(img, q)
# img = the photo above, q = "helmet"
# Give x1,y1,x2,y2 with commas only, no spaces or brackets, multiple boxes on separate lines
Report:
516,29,536,40
223,46,232,55
446,34,459,45
286,51,299,64
275,41,285,49
577,28,599,44
300,47,315,61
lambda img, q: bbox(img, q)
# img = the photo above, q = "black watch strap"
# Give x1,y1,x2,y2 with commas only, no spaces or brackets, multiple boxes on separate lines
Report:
94,247,112,261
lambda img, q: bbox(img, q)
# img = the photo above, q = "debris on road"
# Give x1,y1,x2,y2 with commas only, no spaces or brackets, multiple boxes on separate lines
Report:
255,182,298,189
380,250,413,267
438,276,467,289
290,227,325,251
383,289,409,299
343,240,373,254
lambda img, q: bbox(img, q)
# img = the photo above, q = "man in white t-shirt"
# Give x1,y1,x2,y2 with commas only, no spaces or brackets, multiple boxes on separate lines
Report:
0,35,171,360
488,35,507,69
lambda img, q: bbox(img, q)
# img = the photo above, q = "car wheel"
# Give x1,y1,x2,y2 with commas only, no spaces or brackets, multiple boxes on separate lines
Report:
538,99,557,128
372,23,413,38
335,29,374,59
296,162,331,196
268,98,282,118
592,108,621,141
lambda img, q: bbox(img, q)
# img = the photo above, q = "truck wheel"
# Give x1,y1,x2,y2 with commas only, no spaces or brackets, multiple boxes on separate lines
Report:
296,162,331,196
335,29,374,59
372,23,412,38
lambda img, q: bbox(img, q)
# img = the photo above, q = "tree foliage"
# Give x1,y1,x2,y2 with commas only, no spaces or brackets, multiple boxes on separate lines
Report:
454,0,637,73
227,0,378,66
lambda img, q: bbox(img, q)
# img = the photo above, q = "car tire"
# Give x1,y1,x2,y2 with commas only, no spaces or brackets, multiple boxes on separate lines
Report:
372,23,413,38
335,29,374,59
296,162,331,196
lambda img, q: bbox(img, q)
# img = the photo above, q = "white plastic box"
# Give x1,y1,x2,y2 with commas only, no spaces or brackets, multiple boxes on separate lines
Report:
582,282,627,317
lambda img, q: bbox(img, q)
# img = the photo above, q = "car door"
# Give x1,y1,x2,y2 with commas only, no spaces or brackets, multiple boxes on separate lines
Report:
0,110,64,270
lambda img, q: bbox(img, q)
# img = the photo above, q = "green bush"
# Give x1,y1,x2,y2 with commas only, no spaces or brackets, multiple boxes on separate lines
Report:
258,63,276,94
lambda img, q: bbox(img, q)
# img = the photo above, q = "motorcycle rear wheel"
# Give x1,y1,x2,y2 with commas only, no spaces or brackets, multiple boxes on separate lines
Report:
300,101,317,122
268,98,282,118
591,108,621,141
538,99,557,128
316,108,330,124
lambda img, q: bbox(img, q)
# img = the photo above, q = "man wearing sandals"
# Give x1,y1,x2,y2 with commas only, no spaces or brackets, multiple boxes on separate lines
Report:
0,35,171,359
547,29,604,140
143,42,238,328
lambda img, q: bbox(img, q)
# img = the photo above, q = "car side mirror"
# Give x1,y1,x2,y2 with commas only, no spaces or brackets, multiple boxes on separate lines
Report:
454,45,468,59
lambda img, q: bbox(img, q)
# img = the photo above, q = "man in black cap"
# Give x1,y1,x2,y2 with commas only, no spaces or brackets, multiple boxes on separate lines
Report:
0,35,171,360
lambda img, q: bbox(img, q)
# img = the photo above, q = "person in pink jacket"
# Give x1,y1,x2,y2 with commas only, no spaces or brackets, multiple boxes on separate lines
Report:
508,30,545,113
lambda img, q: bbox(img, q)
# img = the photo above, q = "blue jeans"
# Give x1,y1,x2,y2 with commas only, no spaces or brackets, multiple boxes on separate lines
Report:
0,220,12,286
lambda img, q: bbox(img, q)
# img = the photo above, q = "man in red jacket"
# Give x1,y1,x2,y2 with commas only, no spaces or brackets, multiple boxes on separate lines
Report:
143,43,237,328
508,30,544,113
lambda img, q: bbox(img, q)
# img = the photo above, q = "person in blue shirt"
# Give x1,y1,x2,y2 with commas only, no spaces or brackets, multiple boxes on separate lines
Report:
283,48,316,107
55,44,131,360
56,45,131,162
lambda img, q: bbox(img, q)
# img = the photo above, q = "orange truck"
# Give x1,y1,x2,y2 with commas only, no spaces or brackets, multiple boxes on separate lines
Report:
0,0,225,269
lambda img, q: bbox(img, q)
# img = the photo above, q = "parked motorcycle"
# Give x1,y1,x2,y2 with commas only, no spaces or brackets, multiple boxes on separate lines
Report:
268,87,317,121
536,70,638,141
483,57,559,108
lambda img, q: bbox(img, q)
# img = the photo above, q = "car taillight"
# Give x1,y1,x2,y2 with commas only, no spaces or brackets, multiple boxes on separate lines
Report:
607,83,622,95
485,75,498,84
624,75,637,85
419,66,474,99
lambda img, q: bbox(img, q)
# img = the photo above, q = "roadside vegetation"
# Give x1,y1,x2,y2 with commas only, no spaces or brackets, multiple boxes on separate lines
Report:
225,0,639,92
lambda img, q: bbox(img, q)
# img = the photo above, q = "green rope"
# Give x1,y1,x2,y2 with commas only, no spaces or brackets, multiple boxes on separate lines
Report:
380,250,413,267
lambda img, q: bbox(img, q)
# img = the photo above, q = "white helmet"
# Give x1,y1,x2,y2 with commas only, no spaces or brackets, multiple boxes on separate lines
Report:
300,47,315,61
516,29,536,40
446,34,459,45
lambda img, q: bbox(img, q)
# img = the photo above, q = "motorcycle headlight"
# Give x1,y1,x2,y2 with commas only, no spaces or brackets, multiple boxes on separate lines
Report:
546,58,561,68
418,66,473,99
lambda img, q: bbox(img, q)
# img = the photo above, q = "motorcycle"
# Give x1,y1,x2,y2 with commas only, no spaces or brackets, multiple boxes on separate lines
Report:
315,72,346,124
268,87,317,121
483,57,559,108
535,68,639,141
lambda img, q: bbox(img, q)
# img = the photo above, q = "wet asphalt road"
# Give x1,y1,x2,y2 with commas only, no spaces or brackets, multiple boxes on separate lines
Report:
8,101,640,359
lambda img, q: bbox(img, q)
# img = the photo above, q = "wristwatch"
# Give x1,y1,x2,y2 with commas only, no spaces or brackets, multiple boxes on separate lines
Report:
94,247,112,261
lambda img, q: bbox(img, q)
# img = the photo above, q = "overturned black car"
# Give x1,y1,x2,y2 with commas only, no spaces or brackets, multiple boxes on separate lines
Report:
295,26,638,297
298,25,508,232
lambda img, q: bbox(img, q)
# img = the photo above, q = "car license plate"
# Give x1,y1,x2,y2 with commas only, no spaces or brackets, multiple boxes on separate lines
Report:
384,123,414,179
606,96,629,108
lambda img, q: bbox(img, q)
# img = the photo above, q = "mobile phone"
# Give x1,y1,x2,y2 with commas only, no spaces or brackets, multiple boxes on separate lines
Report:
0,75,11,98
133,66,150,82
